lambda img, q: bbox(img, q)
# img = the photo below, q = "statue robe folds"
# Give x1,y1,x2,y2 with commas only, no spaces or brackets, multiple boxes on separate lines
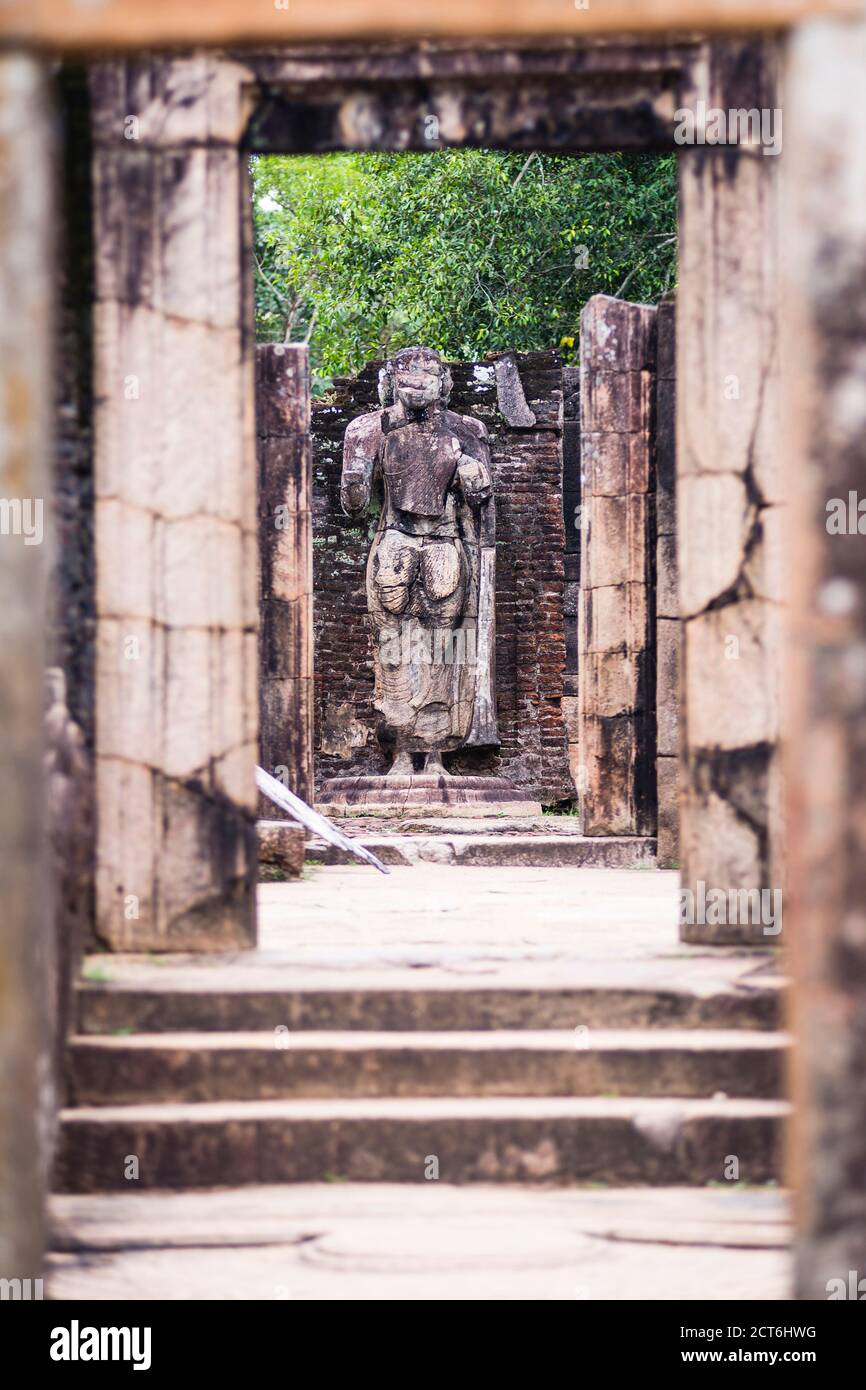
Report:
341,394,499,760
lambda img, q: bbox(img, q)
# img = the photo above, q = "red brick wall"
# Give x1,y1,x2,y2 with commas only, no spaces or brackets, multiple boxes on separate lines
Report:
310,350,573,804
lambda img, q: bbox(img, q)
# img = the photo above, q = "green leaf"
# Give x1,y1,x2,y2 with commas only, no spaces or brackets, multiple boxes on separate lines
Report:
251,149,677,371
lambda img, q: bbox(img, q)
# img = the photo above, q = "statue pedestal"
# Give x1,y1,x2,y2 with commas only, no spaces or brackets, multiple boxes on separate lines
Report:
318,773,542,818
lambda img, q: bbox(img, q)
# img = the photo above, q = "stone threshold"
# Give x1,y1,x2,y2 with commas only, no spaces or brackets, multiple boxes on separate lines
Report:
305,833,656,868
316,813,584,833
317,801,543,819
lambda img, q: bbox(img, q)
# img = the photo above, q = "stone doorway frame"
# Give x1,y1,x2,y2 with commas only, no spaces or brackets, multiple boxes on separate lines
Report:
87,35,780,951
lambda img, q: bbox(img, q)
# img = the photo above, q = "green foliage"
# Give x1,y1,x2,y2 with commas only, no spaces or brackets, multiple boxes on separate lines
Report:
251,149,677,394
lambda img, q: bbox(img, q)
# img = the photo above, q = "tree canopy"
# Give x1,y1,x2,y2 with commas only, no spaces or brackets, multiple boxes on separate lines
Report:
251,149,677,394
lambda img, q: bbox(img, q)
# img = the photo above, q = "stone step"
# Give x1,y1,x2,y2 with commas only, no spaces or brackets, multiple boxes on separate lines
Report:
55,1095,788,1190
305,833,656,868
67,1029,788,1106
77,983,782,1035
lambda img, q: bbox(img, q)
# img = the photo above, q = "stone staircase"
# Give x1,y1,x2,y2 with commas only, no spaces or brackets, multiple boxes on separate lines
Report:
56,979,788,1191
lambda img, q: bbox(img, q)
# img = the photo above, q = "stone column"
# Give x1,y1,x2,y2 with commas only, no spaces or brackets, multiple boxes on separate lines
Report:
782,16,866,1301
257,343,314,806
578,294,656,836
90,58,258,950
560,364,581,794
0,53,52,1284
655,299,680,868
677,41,783,941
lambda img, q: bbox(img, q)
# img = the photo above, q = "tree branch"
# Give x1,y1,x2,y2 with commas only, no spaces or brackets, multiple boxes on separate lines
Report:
614,260,644,300
484,153,541,254
302,308,318,345
254,250,289,308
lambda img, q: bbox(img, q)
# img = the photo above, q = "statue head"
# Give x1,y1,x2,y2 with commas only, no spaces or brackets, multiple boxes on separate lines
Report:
391,346,452,412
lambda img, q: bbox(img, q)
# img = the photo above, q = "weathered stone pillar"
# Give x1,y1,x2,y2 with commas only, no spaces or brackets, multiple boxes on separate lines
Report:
578,294,656,836
257,343,314,806
782,16,866,1301
560,364,581,794
655,299,680,868
677,41,783,941
90,59,258,950
0,53,52,1283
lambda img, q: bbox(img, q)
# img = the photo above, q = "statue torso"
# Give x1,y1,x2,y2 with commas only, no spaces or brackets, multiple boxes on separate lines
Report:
380,405,459,519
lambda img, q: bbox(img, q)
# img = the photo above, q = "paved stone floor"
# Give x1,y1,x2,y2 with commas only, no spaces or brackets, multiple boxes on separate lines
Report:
87,866,783,996
60,866,789,1300
48,1184,791,1301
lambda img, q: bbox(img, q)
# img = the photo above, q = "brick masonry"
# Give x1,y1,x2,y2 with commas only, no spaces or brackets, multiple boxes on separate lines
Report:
310,351,574,805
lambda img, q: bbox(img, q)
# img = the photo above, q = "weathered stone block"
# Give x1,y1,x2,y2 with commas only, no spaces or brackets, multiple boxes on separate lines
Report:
657,532,678,620
259,438,309,517
257,820,306,878
678,472,751,619
583,652,640,719
582,582,648,657
656,756,680,868
91,91,259,951
580,712,653,837
656,299,676,381
581,431,651,499
585,494,648,590
258,345,314,807
580,294,657,372
581,368,648,435
656,617,680,758
685,601,780,752
559,694,580,742
578,296,656,837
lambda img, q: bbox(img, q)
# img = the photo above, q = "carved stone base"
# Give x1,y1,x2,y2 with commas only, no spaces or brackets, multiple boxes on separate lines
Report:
319,773,542,818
